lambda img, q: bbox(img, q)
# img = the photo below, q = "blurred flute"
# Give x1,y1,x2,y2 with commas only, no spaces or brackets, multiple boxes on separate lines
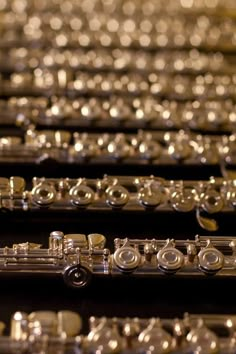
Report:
0,129,236,165
1,71,236,102
0,48,234,75
0,232,236,288
0,310,236,353
1,97,235,132
1,2,236,52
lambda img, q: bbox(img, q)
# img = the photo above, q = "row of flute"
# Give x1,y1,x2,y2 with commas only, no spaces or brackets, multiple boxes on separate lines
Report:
0,311,236,353
2,0,236,13
1,1,236,53
1,129,236,165
0,232,236,287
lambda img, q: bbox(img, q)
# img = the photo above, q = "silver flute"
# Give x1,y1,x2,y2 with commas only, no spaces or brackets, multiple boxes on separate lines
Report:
2,71,236,101
1,129,235,165
1,310,236,354
1,175,236,230
1,232,236,288
0,48,234,75
1,96,236,133
1,94,236,130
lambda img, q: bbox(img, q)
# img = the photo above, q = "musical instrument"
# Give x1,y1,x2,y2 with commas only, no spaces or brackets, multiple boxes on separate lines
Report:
0,232,235,288
0,129,236,166
1,1,236,349
1,96,236,132
0,310,236,353
0,175,235,230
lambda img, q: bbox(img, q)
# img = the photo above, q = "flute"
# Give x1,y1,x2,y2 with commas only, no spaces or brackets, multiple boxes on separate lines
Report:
0,48,235,75
1,175,235,230
1,97,235,132
0,232,236,288
0,129,235,165
2,71,236,102
1,310,236,353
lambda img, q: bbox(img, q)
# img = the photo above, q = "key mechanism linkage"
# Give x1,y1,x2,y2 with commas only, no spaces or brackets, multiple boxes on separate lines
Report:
0,232,234,287
0,175,235,231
